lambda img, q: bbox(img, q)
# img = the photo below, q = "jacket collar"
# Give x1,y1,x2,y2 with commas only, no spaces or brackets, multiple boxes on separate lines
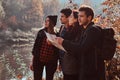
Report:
87,22,94,27
84,22,94,30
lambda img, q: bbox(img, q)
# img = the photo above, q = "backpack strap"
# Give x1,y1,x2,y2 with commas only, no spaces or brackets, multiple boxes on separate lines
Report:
92,25,102,31
59,25,65,36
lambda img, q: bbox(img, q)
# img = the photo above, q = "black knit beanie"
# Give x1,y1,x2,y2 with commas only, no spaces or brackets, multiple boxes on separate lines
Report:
47,15,58,26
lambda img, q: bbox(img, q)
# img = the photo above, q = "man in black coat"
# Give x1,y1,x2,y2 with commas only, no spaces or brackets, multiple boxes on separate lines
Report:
56,6,105,80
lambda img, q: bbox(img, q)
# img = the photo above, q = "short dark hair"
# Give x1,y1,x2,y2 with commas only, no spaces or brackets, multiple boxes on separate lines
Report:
73,11,78,19
79,6,94,20
60,8,72,18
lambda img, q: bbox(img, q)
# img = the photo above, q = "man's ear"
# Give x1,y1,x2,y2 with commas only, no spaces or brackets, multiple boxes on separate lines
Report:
88,16,92,21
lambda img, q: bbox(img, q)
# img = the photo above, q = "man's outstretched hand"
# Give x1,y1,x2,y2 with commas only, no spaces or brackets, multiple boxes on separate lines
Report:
55,37,64,45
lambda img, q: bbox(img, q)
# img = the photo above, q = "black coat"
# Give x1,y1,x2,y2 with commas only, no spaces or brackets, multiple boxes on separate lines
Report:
32,28,59,68
58,24,83,74
62,22,105,80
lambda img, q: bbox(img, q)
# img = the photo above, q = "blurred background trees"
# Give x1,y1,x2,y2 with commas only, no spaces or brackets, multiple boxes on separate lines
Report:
102,0,120,80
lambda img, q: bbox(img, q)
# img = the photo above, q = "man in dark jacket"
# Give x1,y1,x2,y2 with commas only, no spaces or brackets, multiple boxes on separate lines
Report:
56,6,105,80
58,8,80,80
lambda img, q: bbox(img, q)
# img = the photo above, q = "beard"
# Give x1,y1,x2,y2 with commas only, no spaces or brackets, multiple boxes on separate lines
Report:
79,20,89,27
61,21,66,24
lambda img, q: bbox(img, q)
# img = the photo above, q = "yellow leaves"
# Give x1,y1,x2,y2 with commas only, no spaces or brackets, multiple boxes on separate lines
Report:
112,18,120,33
93,17,99,23
103,8,108,13
102,0,115,8
17,74,22,79
102,1,109,5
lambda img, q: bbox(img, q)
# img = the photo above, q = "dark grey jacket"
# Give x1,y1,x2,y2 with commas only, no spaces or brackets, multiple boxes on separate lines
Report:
62,22,105,80
59,23,83,75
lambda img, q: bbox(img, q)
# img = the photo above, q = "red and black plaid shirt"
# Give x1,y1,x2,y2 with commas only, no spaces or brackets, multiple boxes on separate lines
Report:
39,37,56,63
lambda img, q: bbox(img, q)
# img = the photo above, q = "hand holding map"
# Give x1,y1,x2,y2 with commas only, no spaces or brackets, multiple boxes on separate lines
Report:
44,31,67,52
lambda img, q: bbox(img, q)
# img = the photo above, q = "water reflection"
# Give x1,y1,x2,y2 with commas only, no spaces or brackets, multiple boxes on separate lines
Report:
0,43,33,80
0,43,63,80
